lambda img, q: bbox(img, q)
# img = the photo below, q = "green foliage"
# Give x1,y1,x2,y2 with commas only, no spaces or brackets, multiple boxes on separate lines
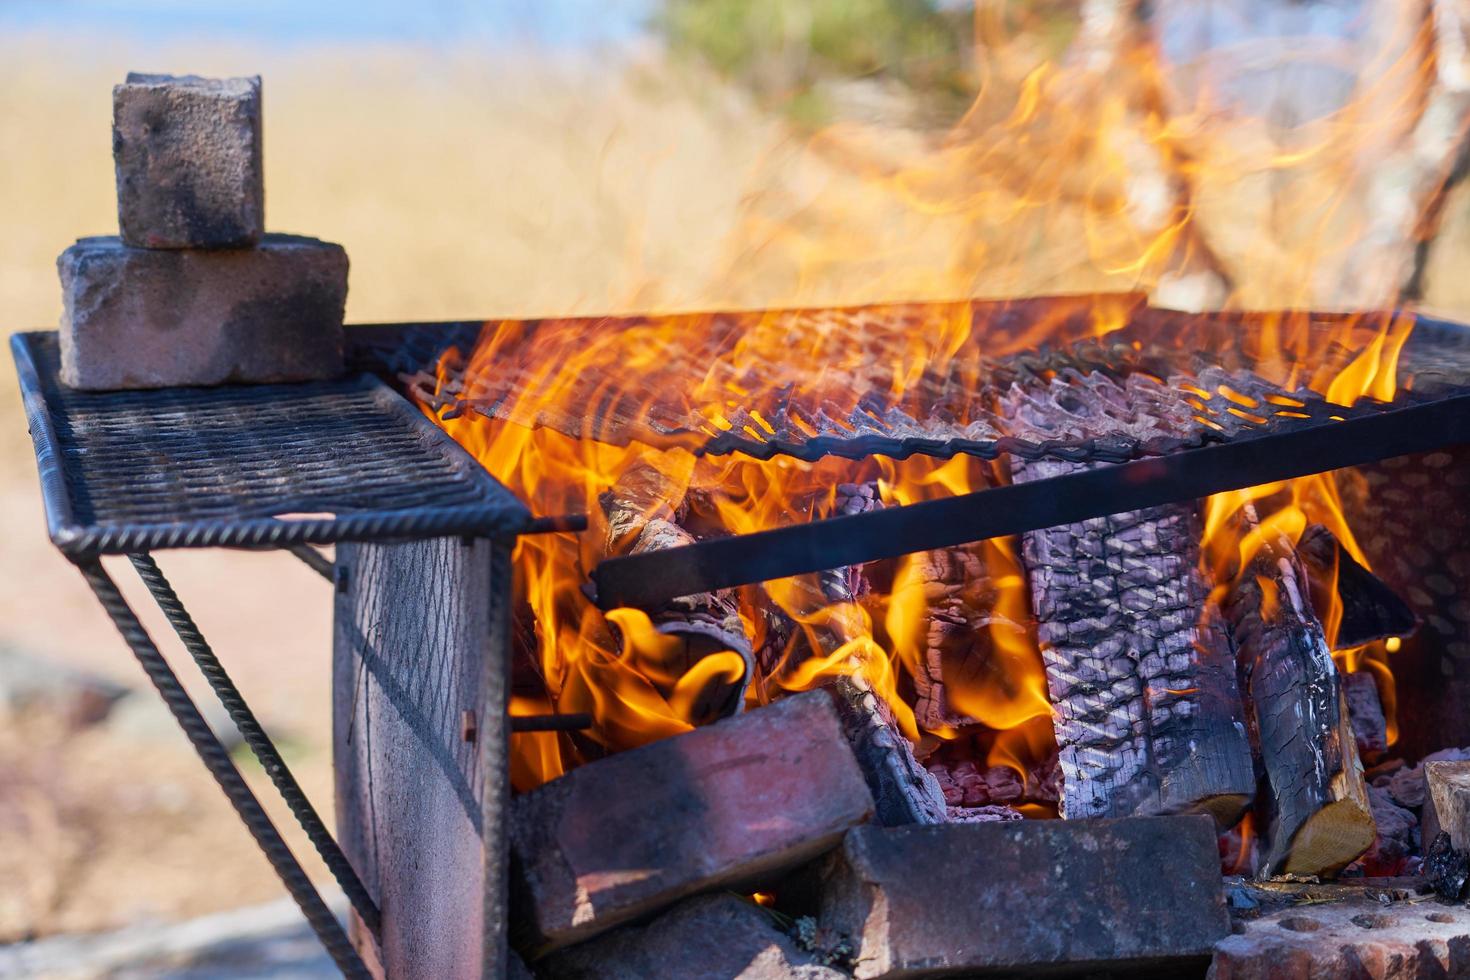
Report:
656,0,973,117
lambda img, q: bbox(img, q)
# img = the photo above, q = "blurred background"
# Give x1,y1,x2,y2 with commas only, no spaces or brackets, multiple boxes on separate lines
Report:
5,0,1470,974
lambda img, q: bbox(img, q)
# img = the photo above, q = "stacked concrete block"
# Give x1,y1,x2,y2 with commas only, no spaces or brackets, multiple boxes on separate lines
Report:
58,72,347,390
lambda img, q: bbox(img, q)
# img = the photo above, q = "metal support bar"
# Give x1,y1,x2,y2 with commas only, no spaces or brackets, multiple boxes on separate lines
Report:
287,544,335,583
482,539,514,980
510,712,593,733
77,560,371,980
589,390,1470,609
127,553,382,938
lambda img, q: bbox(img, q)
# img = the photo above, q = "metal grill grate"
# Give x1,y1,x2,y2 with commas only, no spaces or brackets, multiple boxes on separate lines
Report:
13,331,544,558
355,301,1470,467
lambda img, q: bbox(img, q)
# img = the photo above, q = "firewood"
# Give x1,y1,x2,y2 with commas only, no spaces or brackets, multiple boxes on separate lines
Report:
1296,523,1416,649
599,459,752,721
814,482,950,826
1224,535,1376,877
1003,373,1256,825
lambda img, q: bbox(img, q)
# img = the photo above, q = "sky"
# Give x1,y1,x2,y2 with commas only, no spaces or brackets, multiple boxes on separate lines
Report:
0,0,655,48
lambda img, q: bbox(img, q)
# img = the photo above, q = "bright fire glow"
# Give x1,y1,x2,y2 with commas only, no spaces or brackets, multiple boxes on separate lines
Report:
421,4,1454,793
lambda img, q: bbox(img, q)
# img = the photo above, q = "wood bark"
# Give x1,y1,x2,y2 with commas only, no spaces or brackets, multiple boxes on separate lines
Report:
1296,523,1416,650
1005,376,1256,825
1224,535,1376,877
600,459,753,721
816,482,951,826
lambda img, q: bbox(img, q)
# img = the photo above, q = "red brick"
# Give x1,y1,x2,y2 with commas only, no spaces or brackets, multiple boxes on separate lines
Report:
813,816,1227,978
510,691,874,952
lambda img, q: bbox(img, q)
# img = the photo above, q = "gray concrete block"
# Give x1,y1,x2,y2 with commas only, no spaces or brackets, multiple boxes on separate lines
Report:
113,73,264,248
814,816,1228,978
58,234,347,390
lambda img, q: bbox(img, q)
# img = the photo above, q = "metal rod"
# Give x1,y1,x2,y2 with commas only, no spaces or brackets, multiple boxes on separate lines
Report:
510,712,593,733
590,391,1470,609
128,553,382,938
287,544,335,582
78,560,371,979
482,539,515,980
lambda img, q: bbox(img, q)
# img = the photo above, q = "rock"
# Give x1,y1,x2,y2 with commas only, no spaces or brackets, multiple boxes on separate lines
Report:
538,893,846,980
113,73,264,249
1343,671,1389,762
1386,747,1470,810
58,234,347,390
509,691,874,953
0,646,128,729
1355,786,1419,877
811,816,1227,979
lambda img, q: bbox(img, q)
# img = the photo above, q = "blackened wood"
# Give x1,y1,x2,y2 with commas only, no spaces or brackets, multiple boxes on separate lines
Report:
600,459,752,720
1225,540,1375,877
334,537,501,978
1343,671,1389,762
1296,523,1416,649
826,677,949,826
1005,374,1255,824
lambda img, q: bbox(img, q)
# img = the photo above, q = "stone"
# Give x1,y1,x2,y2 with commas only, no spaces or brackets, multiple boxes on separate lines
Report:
1426,761,1470,852
1354,786,1419,877
1208,895,1470,979
58,234,347,390
812,816,1227,979
113,73,264,249
1387,747,1470,810
538,893,846,980
509,691,874,953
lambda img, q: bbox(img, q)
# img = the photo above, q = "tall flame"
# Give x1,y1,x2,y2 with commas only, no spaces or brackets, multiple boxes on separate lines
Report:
422,3,1458,790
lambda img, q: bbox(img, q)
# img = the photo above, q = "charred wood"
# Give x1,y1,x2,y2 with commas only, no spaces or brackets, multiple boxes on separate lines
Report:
814,482,949,827
1296,523,1416,650
599,459,752,722
1005,373,1255,825
1224,536,1375,877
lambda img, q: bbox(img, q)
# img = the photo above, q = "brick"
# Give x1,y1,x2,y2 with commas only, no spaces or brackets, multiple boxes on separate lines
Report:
58,234,346,390
1209,896,1470,979
113,73,264,248
1426,761,1470,852
539,893,846,980
813,816,1227,979
509,691,874,953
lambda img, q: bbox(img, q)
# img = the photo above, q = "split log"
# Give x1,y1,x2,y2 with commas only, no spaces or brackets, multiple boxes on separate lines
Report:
1296,523,1416,650
599,459,752,721
814,482,950,827
1224,535,1376,877
1004,373,1256,825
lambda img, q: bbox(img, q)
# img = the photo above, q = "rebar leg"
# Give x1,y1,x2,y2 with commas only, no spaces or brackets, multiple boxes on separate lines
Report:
482,538,513,980
79,559,371,980
128,552,381,937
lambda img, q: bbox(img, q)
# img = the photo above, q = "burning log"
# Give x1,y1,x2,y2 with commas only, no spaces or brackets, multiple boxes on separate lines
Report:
1004,373,1256,825
1296,523,1416,650
1224,535,1376,877
1343,671,1389,763
599,459,752,721
814,482,950,827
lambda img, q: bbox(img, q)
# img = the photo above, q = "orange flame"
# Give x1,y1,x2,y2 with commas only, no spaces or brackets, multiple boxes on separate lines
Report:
420,4,1458,791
